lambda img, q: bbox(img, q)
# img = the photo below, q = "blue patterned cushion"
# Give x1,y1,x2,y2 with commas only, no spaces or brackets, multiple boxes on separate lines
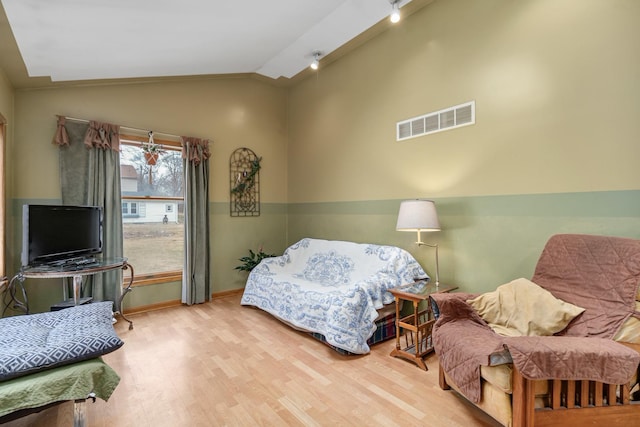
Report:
0,302,123,381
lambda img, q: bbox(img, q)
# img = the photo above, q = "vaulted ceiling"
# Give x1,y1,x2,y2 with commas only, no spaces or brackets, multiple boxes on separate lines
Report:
0,0,433,89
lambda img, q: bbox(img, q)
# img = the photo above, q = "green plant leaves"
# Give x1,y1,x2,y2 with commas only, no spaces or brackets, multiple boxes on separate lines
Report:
235,248,276,272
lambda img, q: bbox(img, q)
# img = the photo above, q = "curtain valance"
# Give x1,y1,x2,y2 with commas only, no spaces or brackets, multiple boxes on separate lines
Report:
84,121,120,151
53,116,70,146
181,136,211,165
52,116,120,151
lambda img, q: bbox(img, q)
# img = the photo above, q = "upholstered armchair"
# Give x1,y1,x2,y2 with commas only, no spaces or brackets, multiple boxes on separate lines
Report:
431,234,640,427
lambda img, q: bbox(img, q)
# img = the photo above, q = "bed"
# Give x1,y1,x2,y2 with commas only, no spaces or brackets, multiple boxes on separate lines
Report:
0,301,123,425
240,238,427,354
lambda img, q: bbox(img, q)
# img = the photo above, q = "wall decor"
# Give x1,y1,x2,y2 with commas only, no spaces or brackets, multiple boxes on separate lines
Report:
229,147,261,217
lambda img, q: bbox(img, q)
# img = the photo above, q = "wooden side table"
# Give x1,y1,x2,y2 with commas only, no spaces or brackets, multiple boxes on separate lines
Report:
389,281,457,370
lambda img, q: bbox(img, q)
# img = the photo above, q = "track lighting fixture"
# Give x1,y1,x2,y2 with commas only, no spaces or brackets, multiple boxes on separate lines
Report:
310,51,321,70
390,1,400,23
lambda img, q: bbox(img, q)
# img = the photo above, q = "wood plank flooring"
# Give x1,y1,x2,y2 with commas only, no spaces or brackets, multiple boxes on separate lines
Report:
3,294,502,426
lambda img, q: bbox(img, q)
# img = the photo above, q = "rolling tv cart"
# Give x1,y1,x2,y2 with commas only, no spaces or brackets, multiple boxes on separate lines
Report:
2,257,135,330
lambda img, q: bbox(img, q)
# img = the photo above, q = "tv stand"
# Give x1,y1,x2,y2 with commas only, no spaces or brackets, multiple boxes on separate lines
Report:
3,258,135,329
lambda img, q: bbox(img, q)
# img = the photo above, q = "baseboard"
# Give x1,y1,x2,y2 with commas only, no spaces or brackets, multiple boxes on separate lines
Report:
212,288,244,299
121,299,182,315
119,288,244,315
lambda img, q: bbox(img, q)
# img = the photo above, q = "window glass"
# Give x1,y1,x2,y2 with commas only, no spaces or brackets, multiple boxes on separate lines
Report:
120,143,184,277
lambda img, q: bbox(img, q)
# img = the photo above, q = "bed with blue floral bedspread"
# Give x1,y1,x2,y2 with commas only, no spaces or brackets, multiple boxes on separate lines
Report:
241,238,427,354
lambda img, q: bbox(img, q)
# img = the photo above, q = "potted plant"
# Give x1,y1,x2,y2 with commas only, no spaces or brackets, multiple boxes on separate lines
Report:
142,142,166,165
235,246,276,272
142,131,166,165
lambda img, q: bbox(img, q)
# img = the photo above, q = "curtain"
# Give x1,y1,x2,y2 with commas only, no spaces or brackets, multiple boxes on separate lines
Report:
181,136,211,305
53,117,124,310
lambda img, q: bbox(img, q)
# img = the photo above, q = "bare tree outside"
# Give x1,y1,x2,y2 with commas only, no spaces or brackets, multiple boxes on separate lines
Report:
155,151,183,197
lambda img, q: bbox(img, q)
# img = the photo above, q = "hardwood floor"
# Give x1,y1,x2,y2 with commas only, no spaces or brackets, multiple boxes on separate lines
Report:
4,294,502,426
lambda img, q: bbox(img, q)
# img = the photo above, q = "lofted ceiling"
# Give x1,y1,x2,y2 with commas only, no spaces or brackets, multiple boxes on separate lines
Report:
0,0,432,88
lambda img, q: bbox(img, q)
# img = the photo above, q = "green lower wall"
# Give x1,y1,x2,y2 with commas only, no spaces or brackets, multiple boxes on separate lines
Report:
287,190,640,294
9,190,639,312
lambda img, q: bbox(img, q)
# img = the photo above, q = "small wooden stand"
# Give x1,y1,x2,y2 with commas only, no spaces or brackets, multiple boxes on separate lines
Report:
389,281,457,370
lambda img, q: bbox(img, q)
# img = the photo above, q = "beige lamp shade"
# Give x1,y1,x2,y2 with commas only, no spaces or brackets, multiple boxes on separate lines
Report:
396,199,440,232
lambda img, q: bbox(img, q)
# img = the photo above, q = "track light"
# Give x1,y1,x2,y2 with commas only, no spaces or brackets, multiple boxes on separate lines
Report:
390,1,400,23
310,51,321,70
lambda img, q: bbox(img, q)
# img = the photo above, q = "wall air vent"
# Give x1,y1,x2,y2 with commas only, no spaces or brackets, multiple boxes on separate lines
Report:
396,101,475,141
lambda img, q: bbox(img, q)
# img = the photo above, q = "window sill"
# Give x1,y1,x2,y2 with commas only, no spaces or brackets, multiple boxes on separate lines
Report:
125,270,182,287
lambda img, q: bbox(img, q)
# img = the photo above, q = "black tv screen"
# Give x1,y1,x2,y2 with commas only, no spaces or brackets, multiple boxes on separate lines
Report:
21,204,103,266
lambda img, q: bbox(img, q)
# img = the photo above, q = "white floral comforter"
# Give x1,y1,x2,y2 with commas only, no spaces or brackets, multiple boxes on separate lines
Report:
240,238,427,354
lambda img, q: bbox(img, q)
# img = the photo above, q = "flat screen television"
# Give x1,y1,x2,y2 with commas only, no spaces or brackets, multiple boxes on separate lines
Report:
21,204,103,267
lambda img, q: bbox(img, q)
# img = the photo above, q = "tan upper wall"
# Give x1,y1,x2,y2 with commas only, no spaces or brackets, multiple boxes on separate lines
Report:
12,77,288,203
287,0,640,203
5,0,640,206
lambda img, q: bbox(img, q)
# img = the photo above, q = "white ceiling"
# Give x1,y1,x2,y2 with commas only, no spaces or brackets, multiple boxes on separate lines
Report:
1,0,411,83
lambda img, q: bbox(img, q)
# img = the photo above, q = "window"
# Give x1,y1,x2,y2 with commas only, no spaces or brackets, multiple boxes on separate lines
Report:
122,202,140,217
119,135,184,282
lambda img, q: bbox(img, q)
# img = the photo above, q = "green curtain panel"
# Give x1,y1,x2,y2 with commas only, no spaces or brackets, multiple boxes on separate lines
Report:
54,117,124,310
181,136,211,305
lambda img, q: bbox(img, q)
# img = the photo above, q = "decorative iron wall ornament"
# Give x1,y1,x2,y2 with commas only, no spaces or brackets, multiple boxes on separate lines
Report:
230,147,261,216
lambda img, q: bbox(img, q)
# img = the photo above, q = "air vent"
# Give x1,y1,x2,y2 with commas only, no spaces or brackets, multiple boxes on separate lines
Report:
396,101,475,141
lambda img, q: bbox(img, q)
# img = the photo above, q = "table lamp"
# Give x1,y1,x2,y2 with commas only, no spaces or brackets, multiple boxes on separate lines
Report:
396,199,441,286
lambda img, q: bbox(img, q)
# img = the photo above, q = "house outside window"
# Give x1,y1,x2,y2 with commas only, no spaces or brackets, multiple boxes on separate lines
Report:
119,137,184,282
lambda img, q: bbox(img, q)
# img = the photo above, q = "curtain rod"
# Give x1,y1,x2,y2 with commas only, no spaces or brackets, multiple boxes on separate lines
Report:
62,115,181,141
